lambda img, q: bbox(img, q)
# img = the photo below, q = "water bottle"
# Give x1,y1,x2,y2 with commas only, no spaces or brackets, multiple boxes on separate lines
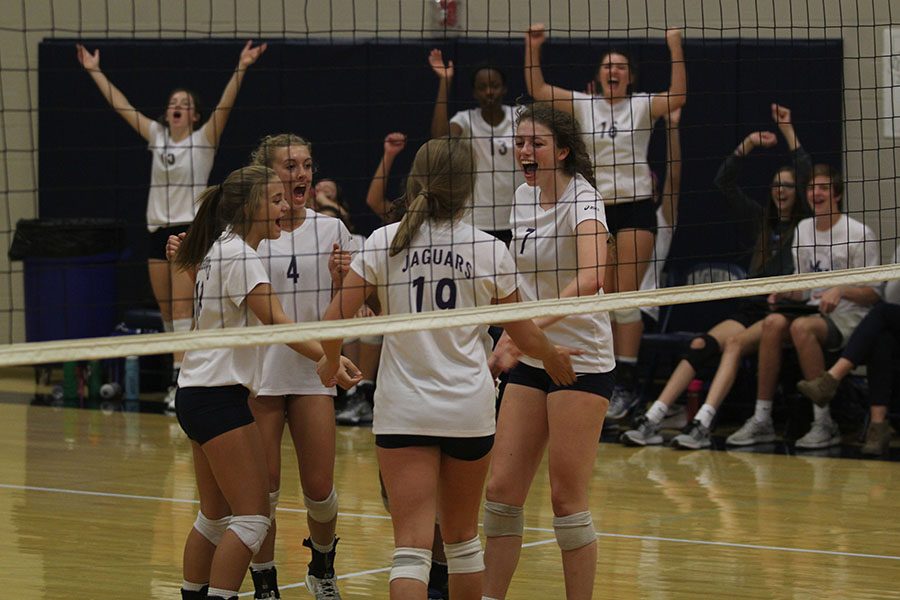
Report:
124,356,140,402
62,361,78,402
686,378,704,422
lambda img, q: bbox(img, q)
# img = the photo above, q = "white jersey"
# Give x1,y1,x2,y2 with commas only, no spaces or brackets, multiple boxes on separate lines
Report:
178,233,269,392
571,91,655,204
450,105,522,231
256,210,358,397
351,219,517,437
640,205,674,321
512,173,615,373
792,214,881,321
146,121,216,231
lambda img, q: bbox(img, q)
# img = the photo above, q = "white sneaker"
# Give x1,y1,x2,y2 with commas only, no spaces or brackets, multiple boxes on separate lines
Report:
306,573,342,599
607,387,639,420
795,420,841,450
620,416,663,447
725,417,776,446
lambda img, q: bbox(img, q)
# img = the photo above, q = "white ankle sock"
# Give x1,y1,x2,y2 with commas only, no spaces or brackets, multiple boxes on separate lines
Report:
250,560,275,572
753,400,773,423
645,400,669,424
695,404,717,428
813,404,832,424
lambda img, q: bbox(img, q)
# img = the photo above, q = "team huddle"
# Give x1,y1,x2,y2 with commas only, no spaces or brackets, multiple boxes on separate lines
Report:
75,20,888,600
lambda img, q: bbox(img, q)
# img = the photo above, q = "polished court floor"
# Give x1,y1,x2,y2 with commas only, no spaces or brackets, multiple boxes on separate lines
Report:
1,402,900,599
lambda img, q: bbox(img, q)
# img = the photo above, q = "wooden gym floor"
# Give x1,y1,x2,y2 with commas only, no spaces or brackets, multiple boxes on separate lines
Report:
1,402,899,599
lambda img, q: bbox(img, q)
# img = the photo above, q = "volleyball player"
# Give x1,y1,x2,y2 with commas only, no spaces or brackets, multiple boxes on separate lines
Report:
76,40,267,410
620,104,812,449
482,104,614,600
318,136,577,600
523,24,686,421
428,49,521,244
171,165,359,600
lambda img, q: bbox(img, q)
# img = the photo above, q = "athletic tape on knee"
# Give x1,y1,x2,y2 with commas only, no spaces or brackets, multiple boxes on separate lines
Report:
389,547,432,584
360,335,383,345
172,318,193,333
269,489,280,518
443,536,484,574
612,307,642,324
553,511,596,551
193,511,230,546
227,515,271,555
304,487,338,523
483,501,524,538
684,333,721,371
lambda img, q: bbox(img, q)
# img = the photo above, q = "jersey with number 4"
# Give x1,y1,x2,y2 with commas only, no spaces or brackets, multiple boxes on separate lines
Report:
351,219,517,437
512,173,615,373
178,233,269,392
256,210,357,396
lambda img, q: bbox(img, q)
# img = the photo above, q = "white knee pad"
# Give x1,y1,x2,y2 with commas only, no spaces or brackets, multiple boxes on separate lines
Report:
193,511,230,546
172,317,193,332
304,487,338,523
553,511,596,551
389,547,432,584
360,335,383,345
443,536,484,574
269,489,280,518
612,308,642,324
227,514,271,555
483,501,524,538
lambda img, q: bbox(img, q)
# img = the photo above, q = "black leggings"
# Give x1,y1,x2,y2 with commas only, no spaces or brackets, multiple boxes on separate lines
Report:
841,302,900,407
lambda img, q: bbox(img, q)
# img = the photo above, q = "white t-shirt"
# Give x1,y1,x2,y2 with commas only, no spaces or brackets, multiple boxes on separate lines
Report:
178,233,270,392
571,92,655,204
256,210,358,397
792,214,881,320
640,205,675,321
351,219,517,437
450,105,522,231
884,246,900,304
146,121,216,231
512,173,615,373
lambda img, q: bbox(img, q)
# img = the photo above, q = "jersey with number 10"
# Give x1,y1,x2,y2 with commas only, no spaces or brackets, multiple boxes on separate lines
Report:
351,219,517,437
512,173,615,374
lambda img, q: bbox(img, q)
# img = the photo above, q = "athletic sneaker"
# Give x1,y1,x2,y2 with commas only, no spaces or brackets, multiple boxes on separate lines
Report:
180,586,209,600
725,417,776,446
659,404,688,430
796,372,839,407
303,537,342,600
164,385,177,416
305,574,341,600
334,392,373,425
620,416,663,447
607,387,640,421
671,420,712,450
795,420,842,450
250,567,281,599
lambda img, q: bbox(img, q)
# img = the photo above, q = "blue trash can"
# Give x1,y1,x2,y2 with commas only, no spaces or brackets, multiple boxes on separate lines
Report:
9,218,125,342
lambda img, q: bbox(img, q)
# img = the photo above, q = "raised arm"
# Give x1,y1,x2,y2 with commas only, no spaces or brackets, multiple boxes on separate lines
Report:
660,108,682,227
366,132,406,222
772,103,813,195
76,44,155,142
650,29,687,120
524,24,574,114
204,40,267,148
429,49,464,138
714,130,776,223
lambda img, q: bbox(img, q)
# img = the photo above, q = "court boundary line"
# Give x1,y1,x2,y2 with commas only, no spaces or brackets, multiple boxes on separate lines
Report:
2,482,899,562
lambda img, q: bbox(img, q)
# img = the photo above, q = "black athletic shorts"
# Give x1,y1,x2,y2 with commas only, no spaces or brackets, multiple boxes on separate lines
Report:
148,224,190,261
175,384,254,445
604,198,657,236
506,362,615,399
375,434,494,461
727,297,770,328
485,229,513,247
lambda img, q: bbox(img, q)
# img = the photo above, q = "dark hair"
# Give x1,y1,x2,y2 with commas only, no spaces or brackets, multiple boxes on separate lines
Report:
390,137,474,256
158,88,202,129
811,163,844,200
175,165,277,269
515,103,596,188
750,166,806,274
596,49,638,96
471,63,507,88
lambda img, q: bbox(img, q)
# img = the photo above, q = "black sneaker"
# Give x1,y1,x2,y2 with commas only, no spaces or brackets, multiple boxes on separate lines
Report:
249,566,281,599
181,586,208,600
303,537,342,599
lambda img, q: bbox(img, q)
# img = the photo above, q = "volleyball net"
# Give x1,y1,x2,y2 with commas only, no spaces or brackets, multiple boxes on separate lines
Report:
1,1,899,385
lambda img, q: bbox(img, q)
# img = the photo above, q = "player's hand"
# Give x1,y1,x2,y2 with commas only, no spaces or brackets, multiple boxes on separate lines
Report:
328,243,352,284
76,44,100,70
165,232,187,262
542,345,580,386
316,355,340,387
489,333,523,377
238,40,267,69
428,48,454,80
818,286,842,314
526,23,547,48
771,103,792,127
384,132,407,158
335,356,363,389
740,131,777,155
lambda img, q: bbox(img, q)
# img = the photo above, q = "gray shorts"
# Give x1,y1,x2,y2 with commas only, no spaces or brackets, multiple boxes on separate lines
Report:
821,310,864,352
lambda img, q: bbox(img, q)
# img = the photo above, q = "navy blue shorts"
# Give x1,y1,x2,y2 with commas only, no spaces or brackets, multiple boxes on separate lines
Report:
604,198,657,236
506,362,615,399
375,434,494,461
175,384,254,445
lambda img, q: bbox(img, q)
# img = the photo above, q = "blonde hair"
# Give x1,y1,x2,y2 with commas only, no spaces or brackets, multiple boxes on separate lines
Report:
390,137,474,256
249,133,311,168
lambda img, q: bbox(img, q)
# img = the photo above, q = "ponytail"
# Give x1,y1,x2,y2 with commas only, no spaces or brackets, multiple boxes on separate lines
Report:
390,192,431,256
175,184,225,269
